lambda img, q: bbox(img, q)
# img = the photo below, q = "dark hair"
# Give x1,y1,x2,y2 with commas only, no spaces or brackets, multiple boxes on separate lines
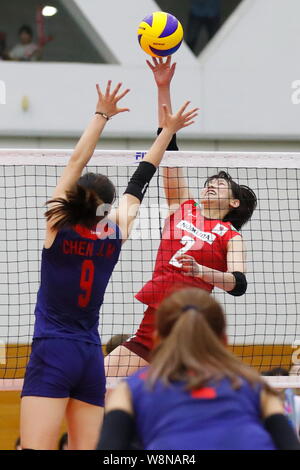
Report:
58,432,68,450
204,171,257,230
261,367,290,377
106,334,131,355
15,436,21,450
147,288,276,395
18,25,33,37
0,31,6,59
45,172,116,230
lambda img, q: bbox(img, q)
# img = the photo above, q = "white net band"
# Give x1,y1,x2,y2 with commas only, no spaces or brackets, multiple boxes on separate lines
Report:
0,149,300,168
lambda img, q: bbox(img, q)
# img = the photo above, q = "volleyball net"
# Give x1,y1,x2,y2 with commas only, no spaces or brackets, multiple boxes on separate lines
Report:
0,149,300,390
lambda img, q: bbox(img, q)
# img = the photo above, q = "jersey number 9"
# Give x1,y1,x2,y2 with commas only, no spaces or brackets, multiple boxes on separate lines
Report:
78,260,95,308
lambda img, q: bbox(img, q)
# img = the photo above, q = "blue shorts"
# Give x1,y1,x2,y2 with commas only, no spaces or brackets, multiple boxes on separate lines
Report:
21,338,106,407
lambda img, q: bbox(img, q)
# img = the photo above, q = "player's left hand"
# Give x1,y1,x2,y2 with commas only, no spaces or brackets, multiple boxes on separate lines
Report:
177,254,203,277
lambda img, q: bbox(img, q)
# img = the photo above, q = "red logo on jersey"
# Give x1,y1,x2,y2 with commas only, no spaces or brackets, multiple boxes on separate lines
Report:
74,224,115,240
139,371,149,381
191,387,217,399
92,225,115,240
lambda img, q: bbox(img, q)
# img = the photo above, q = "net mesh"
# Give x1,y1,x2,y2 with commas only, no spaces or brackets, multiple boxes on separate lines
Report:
1,149,300,389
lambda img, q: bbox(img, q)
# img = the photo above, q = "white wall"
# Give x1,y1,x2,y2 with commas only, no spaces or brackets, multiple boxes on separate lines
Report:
0,61,200,139
199,0,300,139
1,0,300,141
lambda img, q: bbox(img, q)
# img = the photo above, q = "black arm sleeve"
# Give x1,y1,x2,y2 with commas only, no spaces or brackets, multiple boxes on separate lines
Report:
157,127,179,151
227,271,247,297
264,414,300,450
124,160,157,202
97,410,135,450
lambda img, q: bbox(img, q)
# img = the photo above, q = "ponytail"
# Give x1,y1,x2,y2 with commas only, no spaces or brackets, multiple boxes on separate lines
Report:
148,307,234,389
45,184,105,230
147,288,277,395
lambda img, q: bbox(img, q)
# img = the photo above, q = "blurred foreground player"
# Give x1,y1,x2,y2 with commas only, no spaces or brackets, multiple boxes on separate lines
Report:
99,288,300,450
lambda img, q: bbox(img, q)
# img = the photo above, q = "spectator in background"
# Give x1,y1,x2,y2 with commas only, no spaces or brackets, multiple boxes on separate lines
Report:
58,433,68,450
261,367,289,377
106,334,131,355
0,32,8,60
186,0,221,54
9,25,41,61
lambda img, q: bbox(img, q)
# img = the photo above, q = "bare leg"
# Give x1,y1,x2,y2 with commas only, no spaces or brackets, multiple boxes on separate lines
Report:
66,398,104,450
105,345,148,378
104,344,149,400
20,396,68,450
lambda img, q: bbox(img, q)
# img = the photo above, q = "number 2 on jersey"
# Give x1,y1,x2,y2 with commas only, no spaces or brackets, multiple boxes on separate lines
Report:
78,260,95,307
169,236,195,268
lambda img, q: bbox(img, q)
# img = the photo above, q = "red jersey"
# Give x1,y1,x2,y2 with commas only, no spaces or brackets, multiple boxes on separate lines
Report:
136,199,241,309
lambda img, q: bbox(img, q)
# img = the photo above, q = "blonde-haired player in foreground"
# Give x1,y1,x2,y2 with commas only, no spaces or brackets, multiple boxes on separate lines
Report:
100,288,300,450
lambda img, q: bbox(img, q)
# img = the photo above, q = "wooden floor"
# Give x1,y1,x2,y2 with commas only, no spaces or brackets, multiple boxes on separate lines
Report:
0,391,21,451
0,391,67,450
0,343,294,450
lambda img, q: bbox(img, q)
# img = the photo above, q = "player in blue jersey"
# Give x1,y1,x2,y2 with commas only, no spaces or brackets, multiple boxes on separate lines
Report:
20,80,198,450
99,288,300,450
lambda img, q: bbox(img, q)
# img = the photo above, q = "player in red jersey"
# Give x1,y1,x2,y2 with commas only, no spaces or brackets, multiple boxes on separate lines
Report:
105,57,257,383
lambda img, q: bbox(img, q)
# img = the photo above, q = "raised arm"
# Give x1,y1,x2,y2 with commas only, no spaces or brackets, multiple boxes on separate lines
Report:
51,81,129,202
45,81,129,246
147,56,192,211
115,101,198,242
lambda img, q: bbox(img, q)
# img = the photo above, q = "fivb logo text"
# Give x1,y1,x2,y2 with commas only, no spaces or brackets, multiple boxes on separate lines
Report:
0,80,6,104
135,151,146,162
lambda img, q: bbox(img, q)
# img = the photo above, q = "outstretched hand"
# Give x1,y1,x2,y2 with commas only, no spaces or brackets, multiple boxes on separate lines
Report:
161,101,198,133
146,56,176,87
96,81,130,118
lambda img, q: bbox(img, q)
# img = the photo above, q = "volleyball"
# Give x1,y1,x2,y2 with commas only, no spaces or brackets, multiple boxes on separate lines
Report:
137,11,183,57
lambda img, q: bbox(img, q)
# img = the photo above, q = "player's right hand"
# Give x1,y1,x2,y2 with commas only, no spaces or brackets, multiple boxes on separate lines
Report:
146,56,176,87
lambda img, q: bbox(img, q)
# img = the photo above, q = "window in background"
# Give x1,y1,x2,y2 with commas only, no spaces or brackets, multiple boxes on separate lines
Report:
155,0,243,56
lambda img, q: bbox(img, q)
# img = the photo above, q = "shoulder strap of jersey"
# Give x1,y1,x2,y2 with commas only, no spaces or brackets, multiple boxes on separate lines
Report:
221,223,242,244
180,199,197,208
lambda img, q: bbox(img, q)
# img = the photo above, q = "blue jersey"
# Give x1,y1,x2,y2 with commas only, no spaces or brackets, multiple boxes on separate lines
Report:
126,368,276,450
33,220,121,345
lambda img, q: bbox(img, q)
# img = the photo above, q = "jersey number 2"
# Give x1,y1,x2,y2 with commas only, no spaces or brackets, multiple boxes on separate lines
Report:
78,260,95,308
169,236,195,268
